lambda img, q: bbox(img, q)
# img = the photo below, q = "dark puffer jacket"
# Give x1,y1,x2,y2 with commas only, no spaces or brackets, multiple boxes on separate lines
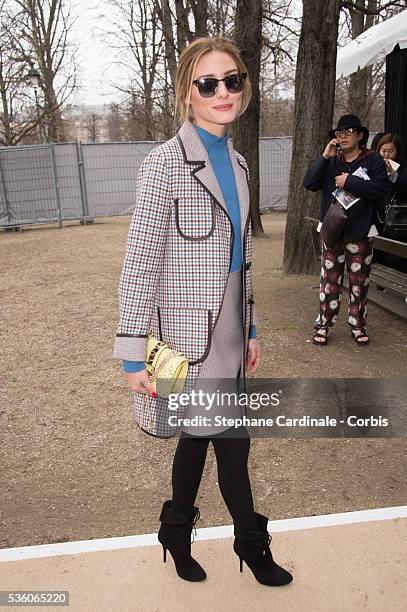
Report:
303,148,389,240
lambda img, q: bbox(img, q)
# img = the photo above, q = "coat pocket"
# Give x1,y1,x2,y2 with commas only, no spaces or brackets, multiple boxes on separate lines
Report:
157,306,212,365
174,197,215,240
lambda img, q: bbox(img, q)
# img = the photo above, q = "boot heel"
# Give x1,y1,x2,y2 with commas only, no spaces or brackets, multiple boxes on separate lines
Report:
158,500,206,581
233,512,293,587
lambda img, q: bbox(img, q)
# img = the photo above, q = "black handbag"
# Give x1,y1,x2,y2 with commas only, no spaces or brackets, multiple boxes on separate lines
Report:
320,198,348,252
382,203,407,241
320,158,348,252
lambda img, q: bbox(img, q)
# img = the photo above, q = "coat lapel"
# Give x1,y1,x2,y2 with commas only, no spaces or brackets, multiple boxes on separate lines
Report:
227,138,250,246
177,120,250,246
193,163,229,215
177,120,227,213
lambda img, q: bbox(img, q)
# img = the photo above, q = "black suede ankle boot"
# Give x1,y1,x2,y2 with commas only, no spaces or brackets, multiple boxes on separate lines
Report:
233,512,293,586
157,500,206,582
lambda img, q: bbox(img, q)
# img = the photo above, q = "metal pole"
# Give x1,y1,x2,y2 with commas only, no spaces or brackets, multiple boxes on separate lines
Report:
50,142,63,228
0,150,14,227
75,140,89,222
34,87,43,144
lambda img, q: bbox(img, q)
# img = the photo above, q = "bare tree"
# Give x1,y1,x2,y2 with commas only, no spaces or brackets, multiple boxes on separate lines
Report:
100,1,210,140
190,0,209,36
99,0,298,145
123,89,155,140
0,0,64,145
0,0,33,145
85,112,101,142
10,0,79,142
155,1,178,92
208,0,234,35
154,0,209,93
260,1,299,137
283,0,341,275
334,58,386,130
260,96,294,136
174,0,192,51
107,102,125,142
104,0,162,140
154,55,175,139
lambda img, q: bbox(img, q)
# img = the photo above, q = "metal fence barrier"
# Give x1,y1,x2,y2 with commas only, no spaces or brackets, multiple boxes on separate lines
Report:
0,137,292,229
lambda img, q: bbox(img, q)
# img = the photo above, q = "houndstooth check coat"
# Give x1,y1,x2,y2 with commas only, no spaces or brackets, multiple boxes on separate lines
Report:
112,119,259,438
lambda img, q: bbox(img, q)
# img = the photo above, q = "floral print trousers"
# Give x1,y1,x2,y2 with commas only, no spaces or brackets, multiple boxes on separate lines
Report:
314,238,374,331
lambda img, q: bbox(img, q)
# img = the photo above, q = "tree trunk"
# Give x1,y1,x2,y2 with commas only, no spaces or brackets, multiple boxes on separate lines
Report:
43,80,66,142
348,0,376,122
175,0,191,51
190,0,208,36
0,76,13,145
283,0,341,275
161,58,174,139
234,0,265,237
159,0,178,90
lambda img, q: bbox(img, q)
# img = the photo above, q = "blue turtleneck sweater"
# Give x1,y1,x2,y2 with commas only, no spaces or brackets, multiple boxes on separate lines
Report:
123,124,256,374
195,125,244,271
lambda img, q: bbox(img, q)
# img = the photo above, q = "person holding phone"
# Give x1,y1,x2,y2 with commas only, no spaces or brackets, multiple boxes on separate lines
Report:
303,114,388,346
112,35,293,587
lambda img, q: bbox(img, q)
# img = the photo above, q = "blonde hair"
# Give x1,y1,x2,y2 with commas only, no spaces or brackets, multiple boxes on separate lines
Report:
175,35,252,127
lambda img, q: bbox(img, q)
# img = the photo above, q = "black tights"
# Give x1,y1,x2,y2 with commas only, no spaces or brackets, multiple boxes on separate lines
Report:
171,427,259,531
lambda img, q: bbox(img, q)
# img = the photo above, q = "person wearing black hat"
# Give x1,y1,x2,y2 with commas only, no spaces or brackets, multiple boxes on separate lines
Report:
303,114,389,346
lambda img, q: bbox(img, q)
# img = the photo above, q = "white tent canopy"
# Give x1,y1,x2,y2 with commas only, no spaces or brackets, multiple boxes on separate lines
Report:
336,9,407,78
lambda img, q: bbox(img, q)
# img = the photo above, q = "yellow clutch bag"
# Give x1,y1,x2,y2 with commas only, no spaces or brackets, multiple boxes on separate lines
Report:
145,332,189,398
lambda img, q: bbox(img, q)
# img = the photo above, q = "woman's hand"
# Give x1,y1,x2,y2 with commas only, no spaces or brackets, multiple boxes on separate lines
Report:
126,369,156,396
385,159,395,176
246,338,261,374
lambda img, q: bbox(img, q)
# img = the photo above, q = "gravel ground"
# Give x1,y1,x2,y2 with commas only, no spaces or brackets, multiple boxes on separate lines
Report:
1,211,406,548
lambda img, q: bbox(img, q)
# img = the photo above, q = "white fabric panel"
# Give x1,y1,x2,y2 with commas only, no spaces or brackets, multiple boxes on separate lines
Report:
336,9,407,78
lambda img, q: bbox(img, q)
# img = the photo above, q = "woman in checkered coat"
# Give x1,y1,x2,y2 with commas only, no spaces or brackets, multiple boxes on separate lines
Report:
113,36,293,587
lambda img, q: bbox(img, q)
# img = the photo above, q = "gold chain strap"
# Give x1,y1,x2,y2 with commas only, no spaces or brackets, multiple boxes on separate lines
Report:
141,392,154,432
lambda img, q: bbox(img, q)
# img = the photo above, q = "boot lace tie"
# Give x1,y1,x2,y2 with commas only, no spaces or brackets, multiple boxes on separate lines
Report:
190,508,201,544
261,533,272,556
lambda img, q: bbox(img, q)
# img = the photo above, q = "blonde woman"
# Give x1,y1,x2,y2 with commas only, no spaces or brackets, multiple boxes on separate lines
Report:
113,35,293,587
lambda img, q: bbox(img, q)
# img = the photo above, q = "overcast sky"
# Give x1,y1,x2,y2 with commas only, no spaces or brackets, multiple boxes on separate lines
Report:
71,0,125,107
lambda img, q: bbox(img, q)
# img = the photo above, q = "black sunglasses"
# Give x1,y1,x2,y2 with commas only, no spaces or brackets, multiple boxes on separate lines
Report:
192,73,247,98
